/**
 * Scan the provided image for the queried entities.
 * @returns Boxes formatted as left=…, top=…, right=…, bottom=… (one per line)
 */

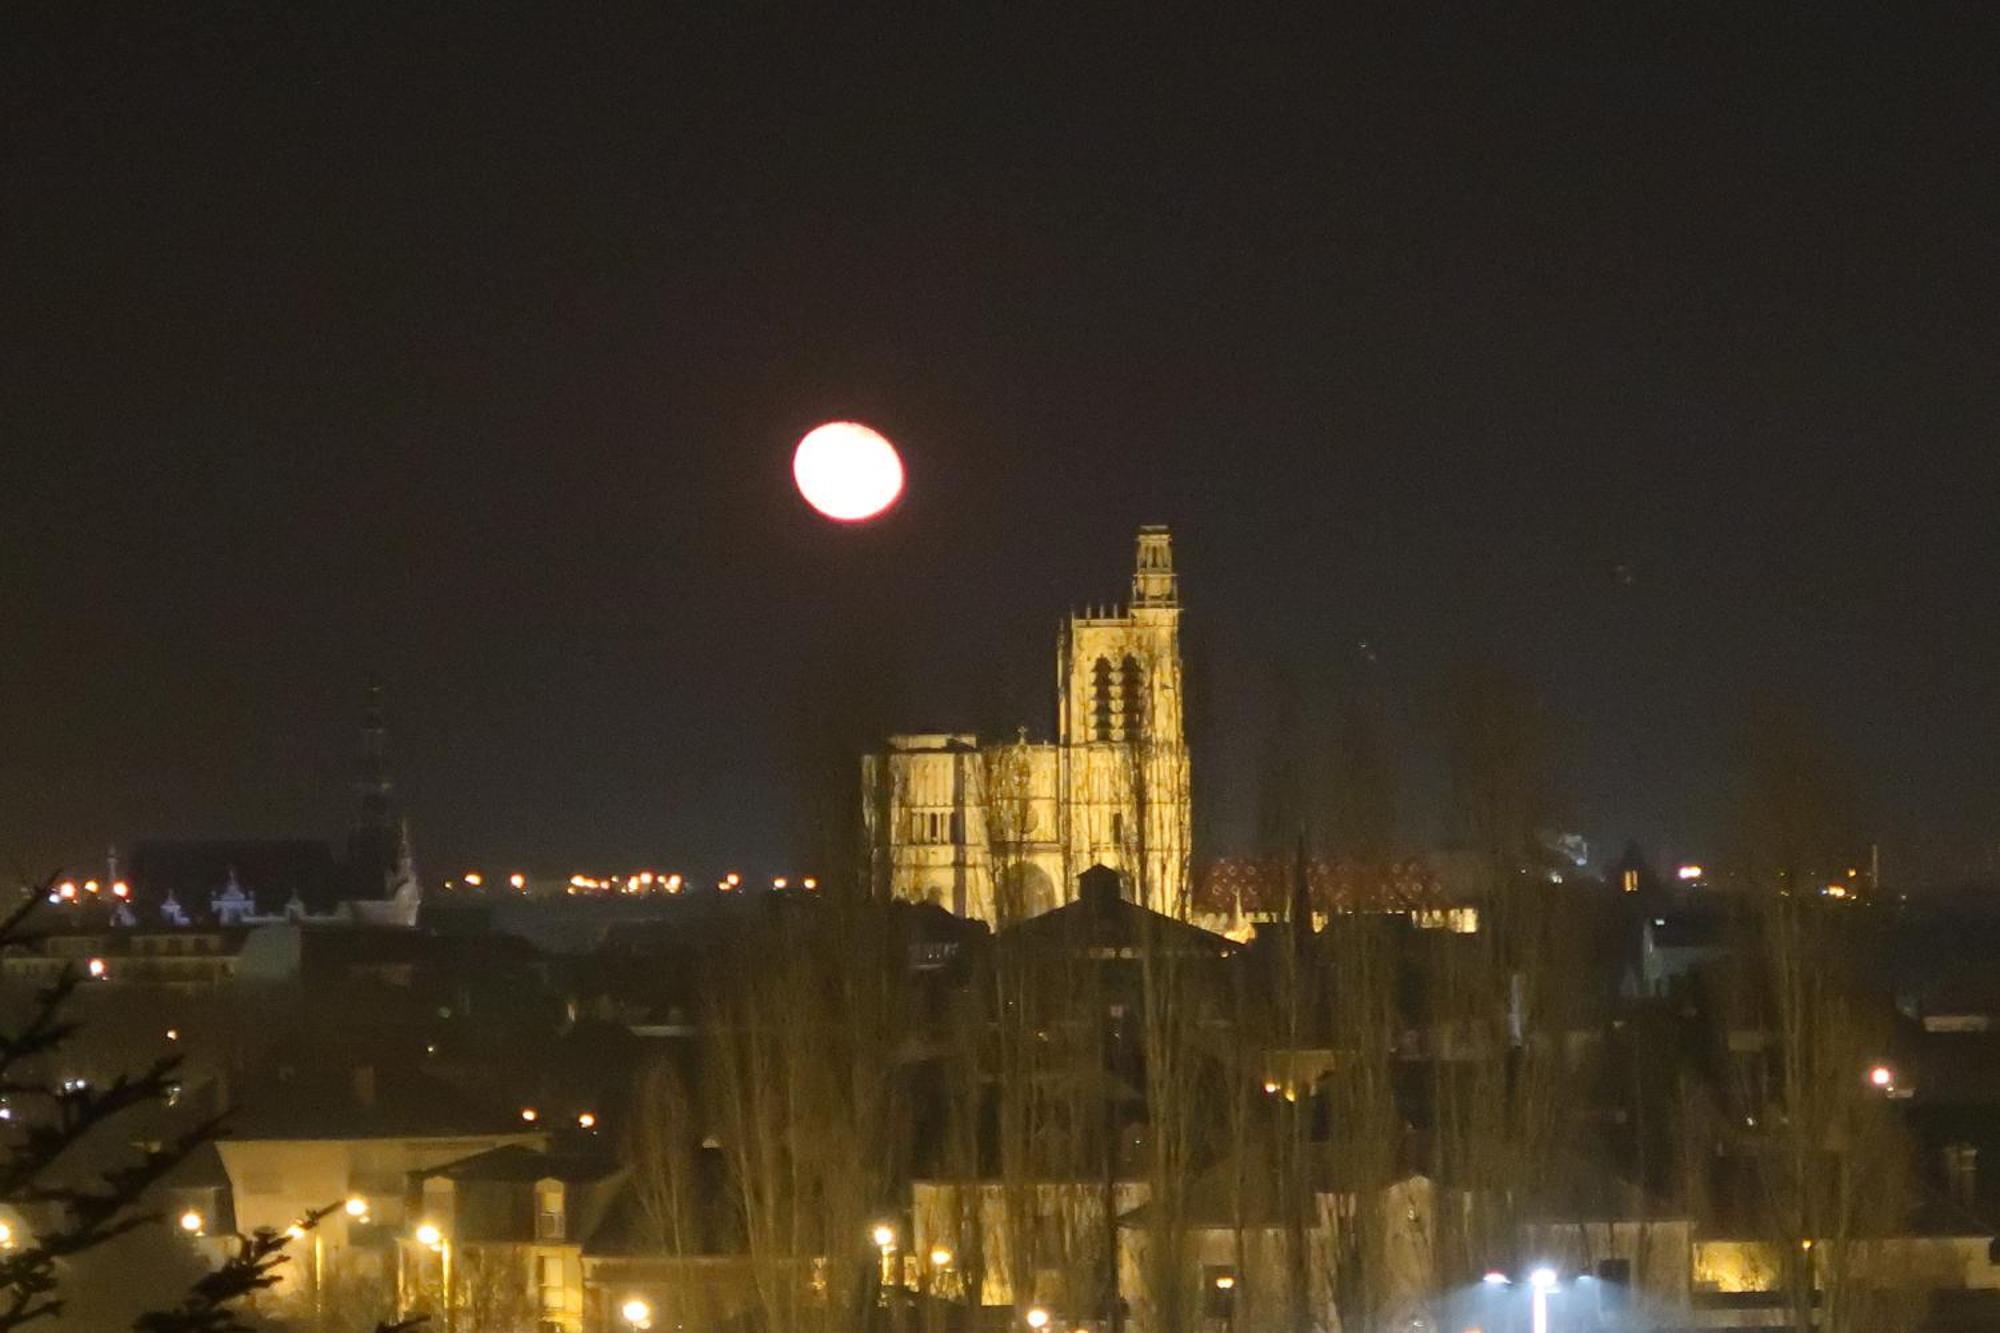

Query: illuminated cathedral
left=862, top=526, right=1192, bottom=924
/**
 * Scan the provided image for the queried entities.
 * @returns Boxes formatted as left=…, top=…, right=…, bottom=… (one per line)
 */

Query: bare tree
left=704, top=895, right=914, bottom=1333
left=1724, top=699, right=1920, bottom=1333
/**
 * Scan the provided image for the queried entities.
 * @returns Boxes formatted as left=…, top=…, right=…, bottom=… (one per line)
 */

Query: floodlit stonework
left=863, top=526, right=1192, bottom=923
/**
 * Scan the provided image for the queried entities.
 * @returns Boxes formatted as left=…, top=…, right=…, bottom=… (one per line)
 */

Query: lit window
left=537, top=1253, right=567, bottom=1311
left=535, top=1182, right=565, bottom=1240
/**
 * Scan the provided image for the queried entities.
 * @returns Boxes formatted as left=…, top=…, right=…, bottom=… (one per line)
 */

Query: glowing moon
left=793, top=421, right=904, bottom=522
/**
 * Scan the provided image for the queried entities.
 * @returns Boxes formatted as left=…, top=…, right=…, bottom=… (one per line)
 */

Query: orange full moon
left=792, top=421, right=904, bottom=522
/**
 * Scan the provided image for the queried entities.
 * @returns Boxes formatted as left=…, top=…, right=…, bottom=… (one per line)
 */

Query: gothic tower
left=1057, top=525, right=1191, bottom=913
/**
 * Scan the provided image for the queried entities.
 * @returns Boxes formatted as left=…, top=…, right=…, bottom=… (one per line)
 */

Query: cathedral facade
left=862, top=526, right=1192, bottom=924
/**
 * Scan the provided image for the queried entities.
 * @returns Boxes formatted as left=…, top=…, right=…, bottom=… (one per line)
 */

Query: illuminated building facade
left=863, top=526, right=1192, bottom=923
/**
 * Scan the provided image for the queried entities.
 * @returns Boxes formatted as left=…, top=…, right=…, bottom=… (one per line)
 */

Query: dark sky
left=4, top=6, right=1995, bottom=885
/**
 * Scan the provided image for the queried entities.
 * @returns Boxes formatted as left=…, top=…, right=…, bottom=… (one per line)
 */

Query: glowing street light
left=621, top=1297, right=653, bottom=1330
left=86, top=957, right=107, bottom=979
left=415, top=1222, right=442, bottom=1249
left=578, top=1111, right=598, bottom=1130
left=0, top=1221, right=13, bottom=1248
left=1024, top=1308, right=1051, bottom=1330
left=872, top=1222, right=896, bottom=1249
left=521, top=1106, right=539, bottom=1123
left=1529, top=1266, right=1558, bottom=1333
left=1482, top=1270, right=1511, bottom=1286
left=179, top=1209, right=204, bottom=1235
left=344, top=1196, right=369, bottom=1220
left=929, top=1245, right=954, bottom=1268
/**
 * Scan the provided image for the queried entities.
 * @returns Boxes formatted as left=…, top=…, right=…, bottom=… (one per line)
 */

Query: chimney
left=352, top=1064, right=377, bottom=1110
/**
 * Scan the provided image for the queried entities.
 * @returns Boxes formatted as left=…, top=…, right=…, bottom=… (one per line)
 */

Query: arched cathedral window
left=1091, top=657, right=1113, bottom=741
left=1120, top=656, right=1145, bottom=741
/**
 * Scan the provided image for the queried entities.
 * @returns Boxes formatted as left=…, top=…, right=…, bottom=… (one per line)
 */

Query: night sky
left=4, top=7, right=1995, bottom=885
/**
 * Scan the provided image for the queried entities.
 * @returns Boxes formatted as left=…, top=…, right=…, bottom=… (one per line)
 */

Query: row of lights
left=518, top=1106, right=599, bottom=1129
left=47, top=879, right=132, bottom=904
left=446, top=870, right=819, bottom=895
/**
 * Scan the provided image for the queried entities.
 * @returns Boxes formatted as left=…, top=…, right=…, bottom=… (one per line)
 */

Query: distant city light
left=1676, top=864, right=1703, bottom=880
left=578, top=1111, right=597, bottom=1130
left=773, top=877, right=788, bottom=889
left=179, top=1209, right=203, bottom=1235
left=86, top=957, right=107, bottom=979
left=521, top=1107, right=538, bottom=1123
left=1869, top=1064, right=1894, bottom=1089
left=0, top=1222, right=12, bottom=1247
left=1482, top=1270, right=1510, bottom=1286
left=463, top=872, right=483, bottom=887
left=286, top=1223, right=307, bottom=1240
left=111, top=881, right=129, bottom=898
left=802, top=876, right=818, bottom=891
left=166, top=1028, right=180, bottom=1041
left=509, top=872, right=526, bottom=890
left=57, top=882, right=76, bottom=900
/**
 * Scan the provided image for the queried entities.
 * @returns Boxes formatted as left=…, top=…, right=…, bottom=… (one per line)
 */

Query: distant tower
left=345, top=681, right=412, bottom=901
left=863, top=525, right=1193, bottom=924
left=1056, top=525, right=1191, bottom=913
left=355, top=682, right=392, bottom=832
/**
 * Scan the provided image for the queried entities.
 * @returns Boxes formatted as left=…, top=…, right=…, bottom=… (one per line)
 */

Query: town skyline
left=5, top=9, right=1996, bottom=886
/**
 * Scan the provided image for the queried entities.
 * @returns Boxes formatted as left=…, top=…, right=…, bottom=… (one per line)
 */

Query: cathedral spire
left=346, top=680, right=410, bottom=901
left=354, top=679, right=392, bottom=831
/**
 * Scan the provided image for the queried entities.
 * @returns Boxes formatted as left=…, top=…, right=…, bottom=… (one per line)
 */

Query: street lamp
left=344, top=1195, right=370, bottom=1222
left=179, top=1209, right=204, bottom=1236
left=621, top=1297, right=653, bottom=1330
left=872, top=1222, right=896, bottom=1250
left=929, top=1245, right=954, bottom=1268
left=1025, top=1309, right=1051, bottom=1330
left=1529, top=1266, right=1558, bottom=1333
left=415, top=1222, right=442, bottom=1249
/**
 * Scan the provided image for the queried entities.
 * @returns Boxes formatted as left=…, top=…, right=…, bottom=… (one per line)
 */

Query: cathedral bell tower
left=1057, top=525, right=1191, bottom=914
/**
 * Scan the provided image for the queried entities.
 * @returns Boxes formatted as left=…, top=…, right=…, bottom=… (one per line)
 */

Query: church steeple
left=346, top=680, right=410, bottom=901
left=354, top=680, right=392, bottom=831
